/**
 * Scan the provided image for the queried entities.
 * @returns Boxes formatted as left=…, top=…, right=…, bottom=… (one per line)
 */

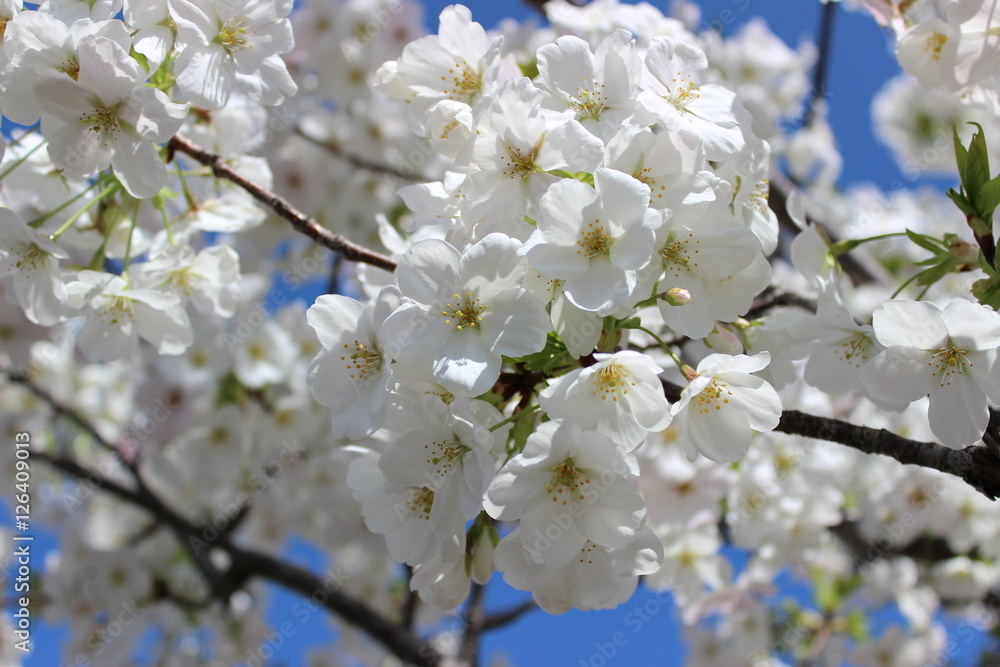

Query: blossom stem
left=158, top=198, right=176, bottom=246
left=831, top=232, right=908, bottom=256
left=0, top=139, right=46, bottom=183
left=39, top=181, right=116, bottom=234
left=87, top=211, right=122, bottom=271
left=635, top=325, right=688, bottom=374
left=890, top=270, right=922, bottom=299
left=489, top=404, right=539, bottom=433
left=6, top=122, right=41, bottom=148
left=121, top=199, right=141, bottom=280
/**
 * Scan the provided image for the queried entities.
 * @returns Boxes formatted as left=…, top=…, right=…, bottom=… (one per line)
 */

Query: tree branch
left=295, top=126, right=424, bottom=183
left=400, top=564, right=420, bottom=630
left=8, top=370, right=443, bottom=667
left=767, top=178, right=879, bottom=286
left=802, top=0, right=837, bottom=127
left=777, top=408, right=1000, bottom=500
left=226, top=546, right=440, bottom=667
left=661, top=379, right=1000, bottom=500
left=167, top=134, right=399, bottom=273
left=458, top=582, right=486, bottom=667
left=481, top=600, right=536, bottom=631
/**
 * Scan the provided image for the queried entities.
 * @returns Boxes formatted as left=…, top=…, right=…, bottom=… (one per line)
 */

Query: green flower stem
left=0, top=138, right=46, bottom=183
left=489, top=404, right=539, bottom=433
left=830, top=232, right=907, bottom=256
left=45, top=182, right=119, bottom=236
left=635, top=325, right=689, bottom=375
left=120, top=199, right=141, bottom=282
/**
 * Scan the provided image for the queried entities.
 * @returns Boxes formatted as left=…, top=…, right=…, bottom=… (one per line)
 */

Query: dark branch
left=36, top=450, right=442, bottom=666
left=5, top=370, right=129, bottom=463
left=777, top=409, right=1000, bottom=500
left=400, top=565, right=420, bottom=630
left=11, top=369, right=443, bottom=667
left=481, top=600, right=537, bottom=631
left=744, top=289, right=818, bottom=321
left=768, top=177, right=879, bottom=286
left=458, top=582, right=486, bottom=667
left=662, top=379, right=1000, bottom=500
left=803, top=0, right=837, bottom=127
left=168, top=134, right=399, bottom=273
left=227, top=546, right=440, bottom=667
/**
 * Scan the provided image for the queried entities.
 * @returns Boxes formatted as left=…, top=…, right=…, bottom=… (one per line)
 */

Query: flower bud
left=659, top=287, right=692, bottom=306
left=471, top=529, right=497, bottom=585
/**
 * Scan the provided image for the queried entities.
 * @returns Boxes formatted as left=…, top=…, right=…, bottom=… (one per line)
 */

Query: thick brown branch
left=662, top=379, right=1000, bottom=499
left=777, top=409, right=1000, bottom=500
left=227, top=547, right=440, bottom=667
left=168, top=134, right=399, bottom=273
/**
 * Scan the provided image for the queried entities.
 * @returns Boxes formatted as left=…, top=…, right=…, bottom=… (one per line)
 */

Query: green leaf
left=972, top=275, right=1000, bottom=310
left=517, top=332, right=572, bottom=373
left=953, top=124, right=968, bottom=180
left=905, top=228, right=946, bottom=253
left=130, top=48, right=150, bottom=73
left=966, top=121, right=990, bottom=194
left=980, top=250, right=1000, bottom=278
left=811, top=571, right=838, bottom=613
left=518, top=60, right=539, bottom=80
left=974, top=173, right=1000, bottom=221
left=914, top=257, right=961, bottom=286
left=547, top=169, right=595, bottom=186
left=948, top=188, right=978, bottom=218
left=845, top=609, right=870, bottom=641
left=616, top=316, right=644, bottom=329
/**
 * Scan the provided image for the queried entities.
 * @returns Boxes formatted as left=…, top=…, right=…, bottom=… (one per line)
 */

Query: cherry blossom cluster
left=1, top=0, right=1000, bottom=664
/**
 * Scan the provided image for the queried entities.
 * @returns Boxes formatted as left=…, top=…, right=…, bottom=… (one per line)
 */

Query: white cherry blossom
left=170, top=0, right=297, bottom=109
left=862, top=299, right=1000, bottom=448
left=307, top=287, right=399, bottom=440
left=0, top=207, right=68, bottom=326
left=64, top=270, right=193, bottom=361
left=34, top=35, right=187, bottom=197
left=381, top=233, right=550, bottom=397
left=521, top=168, right=663, bottom=316
left=671, top=352, right=782, bottom=463
left=538, top=350, right=672, bottom=450
left=484, top=418, right=647, bottom=567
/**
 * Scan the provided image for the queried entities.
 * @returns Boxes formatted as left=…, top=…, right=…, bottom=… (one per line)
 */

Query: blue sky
left=3, top=1, right=980, bottom=666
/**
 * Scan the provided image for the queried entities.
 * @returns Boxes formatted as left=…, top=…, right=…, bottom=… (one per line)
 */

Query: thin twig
left=168, top=134, right=399, bottom=273
left=295, top=126, right=424, bottom=183
left=5, top=370, right=128, bottom=463
left=768, top=177, right=879, bottom=286
left=743, top=289, right=818, bottom=321
left=35, top=450, right=442, bottom=666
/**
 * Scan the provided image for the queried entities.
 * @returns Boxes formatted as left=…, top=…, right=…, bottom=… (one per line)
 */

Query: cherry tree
left=2, top=0, right=1000, bottom=665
